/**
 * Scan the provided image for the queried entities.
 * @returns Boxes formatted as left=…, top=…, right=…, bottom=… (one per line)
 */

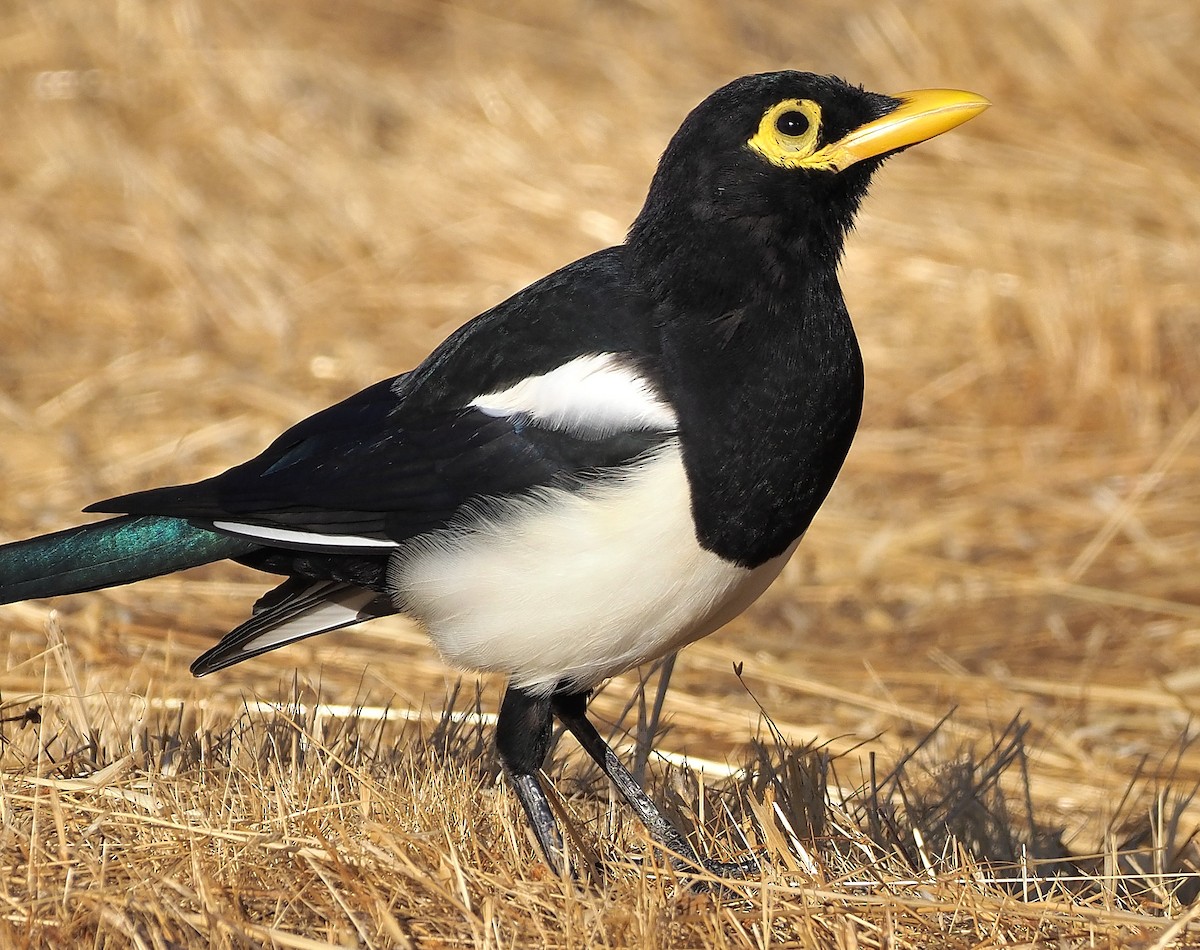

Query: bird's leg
left=552, top=691, right=759, bottom=877
left=495, top=684, right=567, bottom=875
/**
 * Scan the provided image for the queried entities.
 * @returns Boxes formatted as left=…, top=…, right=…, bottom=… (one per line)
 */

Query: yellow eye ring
left=747, top=98, right=825, bottom=169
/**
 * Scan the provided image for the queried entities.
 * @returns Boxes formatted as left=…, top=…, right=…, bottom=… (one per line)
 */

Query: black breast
left=659, top=279, right=864, bottom=568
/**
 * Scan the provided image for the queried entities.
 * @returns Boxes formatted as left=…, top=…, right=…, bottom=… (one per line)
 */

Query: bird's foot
left=664, top=849, right=762, bottom=890
left=700, top=854, right=760, bottom=877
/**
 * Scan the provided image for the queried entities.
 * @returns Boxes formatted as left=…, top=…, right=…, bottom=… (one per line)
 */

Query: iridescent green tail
left=0, top=516, right=258, bottom=604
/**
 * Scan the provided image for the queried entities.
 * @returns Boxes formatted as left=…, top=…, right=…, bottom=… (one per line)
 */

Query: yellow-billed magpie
left=0, top=72, right=987, bottom=876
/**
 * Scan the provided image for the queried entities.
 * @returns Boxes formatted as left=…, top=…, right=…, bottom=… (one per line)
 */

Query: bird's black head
left=636, top=73, right=898, bottom=253
left=628, top=71, right=988, bottom=308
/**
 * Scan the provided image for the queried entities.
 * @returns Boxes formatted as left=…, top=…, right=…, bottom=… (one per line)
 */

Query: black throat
left=627, top=193, right=866, bottom=569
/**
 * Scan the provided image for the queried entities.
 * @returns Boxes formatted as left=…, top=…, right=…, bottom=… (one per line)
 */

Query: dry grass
left=1, top=0, right=1199, bottom=945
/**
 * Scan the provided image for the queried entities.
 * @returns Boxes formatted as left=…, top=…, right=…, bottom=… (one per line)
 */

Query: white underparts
left=470, top=352, right=678, bottom=436
left=388, top=443, right=796, bottom=695
left=215, top=356, right=796, bottom=685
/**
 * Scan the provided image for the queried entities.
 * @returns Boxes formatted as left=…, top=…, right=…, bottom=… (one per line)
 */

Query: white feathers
left=211, top=522, right=399, bottom=550
left=470, top=353, right=677, bottom=436
left=388, top=443, right=795, bottom=695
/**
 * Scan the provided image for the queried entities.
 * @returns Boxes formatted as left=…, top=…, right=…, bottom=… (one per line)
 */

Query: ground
left=1, top=0, right=1199, bottom=946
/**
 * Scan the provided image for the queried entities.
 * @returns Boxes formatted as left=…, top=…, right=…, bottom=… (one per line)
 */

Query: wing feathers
left=89, top=354, right=677, bottom=547
left=211, top=522, right=400, bottom=552
left=190, top=580, right=395, bottom=676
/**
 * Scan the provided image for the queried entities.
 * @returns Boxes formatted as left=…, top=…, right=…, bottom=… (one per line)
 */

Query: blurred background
left=1, top=0, right=1198, bottom=860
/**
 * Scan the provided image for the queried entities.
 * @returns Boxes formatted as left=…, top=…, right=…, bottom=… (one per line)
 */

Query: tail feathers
left=0, top=515, right=259, bottom=605
left=190, top=579, right=396, bottom=676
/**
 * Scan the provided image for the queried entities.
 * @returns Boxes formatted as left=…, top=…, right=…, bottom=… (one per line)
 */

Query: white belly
left=388, top=443, right=796, bottom=695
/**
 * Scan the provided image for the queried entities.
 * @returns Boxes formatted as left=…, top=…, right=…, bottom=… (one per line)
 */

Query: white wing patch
left=470, top=353, right=677, bottom=437
left=211, top=522, right=400, bottom=550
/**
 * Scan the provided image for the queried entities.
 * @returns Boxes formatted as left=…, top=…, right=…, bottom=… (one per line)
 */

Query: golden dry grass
left=1, top=0, right=1199, bottom=945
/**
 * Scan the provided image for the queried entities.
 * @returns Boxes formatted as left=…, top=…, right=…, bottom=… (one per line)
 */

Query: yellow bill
left=813, top=88, right=991, bottom=172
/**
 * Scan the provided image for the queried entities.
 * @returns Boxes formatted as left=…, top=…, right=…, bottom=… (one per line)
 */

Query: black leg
left=553, top=691, right=759, bottom=877
left=495, top=685, right=566, bottom=874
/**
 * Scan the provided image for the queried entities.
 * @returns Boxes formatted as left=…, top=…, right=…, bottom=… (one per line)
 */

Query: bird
left=0, top=72, right=988, bottom=877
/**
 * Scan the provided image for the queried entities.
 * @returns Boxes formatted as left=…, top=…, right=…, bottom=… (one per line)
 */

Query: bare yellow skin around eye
left=746, top=99, right=832, bottom=170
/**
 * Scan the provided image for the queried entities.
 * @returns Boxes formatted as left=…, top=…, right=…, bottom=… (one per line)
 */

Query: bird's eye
left=747, top=98, right=824, bottom=169
left=776, top=111, right=810, bottom=137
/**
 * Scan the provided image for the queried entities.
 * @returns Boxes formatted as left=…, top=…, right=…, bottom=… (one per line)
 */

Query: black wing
left=88, top=374, right=672, bottom=546
left=188, top=578, right=397, bottom=676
